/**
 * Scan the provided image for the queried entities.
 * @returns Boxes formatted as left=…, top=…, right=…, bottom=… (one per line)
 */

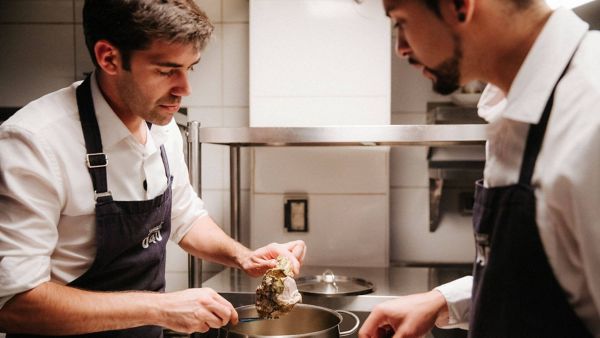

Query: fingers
left=211, top=292, right=239, bottom=325
left=193, top=289, right=238, bottom=330
left=243, top=240, right=307, bottom=276
left=280, top=240, right=306, bottom=275
left=204, top=302, right=233, bottom=328
left=162, top=288, right=237, bottom=333
left=290, top=240, right=307, bottom=263
left=359, top=309, right=386, bottom=338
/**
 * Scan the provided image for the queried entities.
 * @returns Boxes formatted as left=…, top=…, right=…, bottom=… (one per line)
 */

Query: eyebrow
left=384, top=5, right=394, bottom=17
left=154, top=58, right=201, bottom=68
left=384, top=0, right=401, bottom=17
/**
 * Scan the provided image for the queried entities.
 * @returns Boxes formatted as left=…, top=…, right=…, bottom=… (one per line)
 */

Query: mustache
left=158, top=96, right=181, bottom=105
left=408, top=57, right=420, bottom=66
left=408, top=57, right=438, bottom=78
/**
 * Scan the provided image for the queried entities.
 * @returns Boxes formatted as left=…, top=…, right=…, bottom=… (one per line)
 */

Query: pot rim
left=227, top=304, right=343, bottom=337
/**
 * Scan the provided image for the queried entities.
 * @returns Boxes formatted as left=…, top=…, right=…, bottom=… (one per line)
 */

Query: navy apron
left=469, top=44, right=592, bottom=336
left=8, top=76, right=172, bottom=337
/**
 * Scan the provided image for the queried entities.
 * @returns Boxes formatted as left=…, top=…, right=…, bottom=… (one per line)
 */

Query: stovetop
left=202, top=265, right=471, bottom=312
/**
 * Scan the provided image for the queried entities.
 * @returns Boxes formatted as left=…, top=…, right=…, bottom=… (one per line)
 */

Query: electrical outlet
left=284, top=195, right=308, bottom=232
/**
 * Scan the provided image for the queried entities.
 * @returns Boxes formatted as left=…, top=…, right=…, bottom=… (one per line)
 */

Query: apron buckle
left=94, top=190, right=112, bottom=201
left=87, top=153, right=108, bottom=168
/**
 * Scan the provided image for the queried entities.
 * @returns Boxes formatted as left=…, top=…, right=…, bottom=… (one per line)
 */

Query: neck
left=466, top=2, right=553, bottom=95
left=95, top=71, right=147, bottom=144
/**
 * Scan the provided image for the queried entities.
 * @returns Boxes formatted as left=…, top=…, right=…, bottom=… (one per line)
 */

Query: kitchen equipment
left=219, top=304, right=359, bottom=338
left=426, top=104, right=486, bottom=232
left=295, top=269, right=374, bottom=296
left=451, top=93, right=481, bottom=107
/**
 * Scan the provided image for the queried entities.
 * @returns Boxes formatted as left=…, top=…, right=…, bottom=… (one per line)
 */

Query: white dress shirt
left=435, top=8, right=600, bottom=334
left=0, top=73, right=208, bottom=308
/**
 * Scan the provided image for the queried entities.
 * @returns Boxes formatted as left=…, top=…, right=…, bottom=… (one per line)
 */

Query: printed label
left=142, top=222, right=163, bottom=249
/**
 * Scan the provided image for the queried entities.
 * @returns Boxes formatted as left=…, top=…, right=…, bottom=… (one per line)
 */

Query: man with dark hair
left=0, top=1, right=306, bottom=336
left=360, top=0, right=599, bottom=337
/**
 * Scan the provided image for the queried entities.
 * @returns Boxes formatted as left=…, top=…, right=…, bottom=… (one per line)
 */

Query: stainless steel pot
left=218, top=304, right=360, bottom=338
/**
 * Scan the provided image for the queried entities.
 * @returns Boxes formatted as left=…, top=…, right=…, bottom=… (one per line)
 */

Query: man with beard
left=359, top=0, right=599, bottom=337
left=0, top=1, right=306, bottom=337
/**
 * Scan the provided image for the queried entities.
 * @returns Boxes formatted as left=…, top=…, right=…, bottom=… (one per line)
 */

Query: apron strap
left=518, top=44, right=581, bottom=185
left=77, top=77, right=172, bottom=202
left=159, top=145, right=171, bottom=178
left=76, top=75, right=111, bottom=202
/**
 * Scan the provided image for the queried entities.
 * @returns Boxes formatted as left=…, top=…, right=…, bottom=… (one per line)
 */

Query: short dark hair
left=83, top=0, right=214, bottom=70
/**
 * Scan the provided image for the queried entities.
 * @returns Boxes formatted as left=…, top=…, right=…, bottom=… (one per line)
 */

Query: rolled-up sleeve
left=434, top=275, right=473, bottom=330
left=0, top=126, right=62, bottom=308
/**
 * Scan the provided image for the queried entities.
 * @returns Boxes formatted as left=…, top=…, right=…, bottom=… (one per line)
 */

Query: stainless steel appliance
left=426, top=104, right=486, bottom=232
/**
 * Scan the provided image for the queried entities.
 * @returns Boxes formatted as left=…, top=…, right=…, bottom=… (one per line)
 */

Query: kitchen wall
left=248, top=0, right=392, bottom=268
left=0, top=0, right=475, bottom=296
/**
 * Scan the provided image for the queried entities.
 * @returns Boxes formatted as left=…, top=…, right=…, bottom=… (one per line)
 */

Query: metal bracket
left=429, top=177, right=443, bottom=232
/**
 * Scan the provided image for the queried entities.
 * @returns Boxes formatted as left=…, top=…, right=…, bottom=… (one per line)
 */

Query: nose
left=395, top=31, right=411, bottom=59
left=171, top=71, right=192, bottom=97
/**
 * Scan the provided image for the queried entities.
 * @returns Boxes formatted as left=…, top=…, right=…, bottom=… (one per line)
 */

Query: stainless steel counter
left=203, top=265, right=471, bottom=312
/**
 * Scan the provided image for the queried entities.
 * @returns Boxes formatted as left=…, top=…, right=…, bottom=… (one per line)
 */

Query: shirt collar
left=478, top=8, right=589, bottom=124
left=89, top=72, right=170, bottom=150
left=90, top=72, right=134, bottom=150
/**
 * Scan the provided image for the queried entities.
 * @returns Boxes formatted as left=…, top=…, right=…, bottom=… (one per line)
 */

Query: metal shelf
left=197, top=125, right=487, bottom=147
left=186, top=123, right=488, bottom=289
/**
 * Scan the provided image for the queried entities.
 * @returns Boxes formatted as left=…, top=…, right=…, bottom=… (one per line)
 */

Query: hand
left=240, top=240, right=306, bottom=277
left=358, top=290, right=448, bottom=338
left=158, top=288, right=238, bottom=334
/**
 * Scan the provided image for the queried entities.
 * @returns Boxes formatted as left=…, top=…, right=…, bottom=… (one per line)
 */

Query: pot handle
left=336, top=310, right=360, bottom=336
left=217, top=328, right=229, bottom=338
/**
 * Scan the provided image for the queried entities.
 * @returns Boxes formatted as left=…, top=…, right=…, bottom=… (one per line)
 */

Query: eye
left=157, top=69, right=176, bottom=77
left=188, top=65, right=195, bottom=72
left=393, top=19, right=406, bottom=29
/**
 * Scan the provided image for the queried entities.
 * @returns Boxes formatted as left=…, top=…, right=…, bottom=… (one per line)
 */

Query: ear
left=94, top=40, right=122, bottom=75
left=441, top=0, right=475, bottom=25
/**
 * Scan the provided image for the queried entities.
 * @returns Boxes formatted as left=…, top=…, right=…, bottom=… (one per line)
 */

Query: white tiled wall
left=0, top=0, right=73, bottom=23
left=249, top=0, right=391, bottom=267
left=251, top=146, right=390, bottom=266
left=249, top=0, right=391, bottom=127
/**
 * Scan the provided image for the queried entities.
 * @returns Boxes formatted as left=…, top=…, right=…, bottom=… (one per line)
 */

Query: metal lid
left=295, top=270, right=374, bottom=296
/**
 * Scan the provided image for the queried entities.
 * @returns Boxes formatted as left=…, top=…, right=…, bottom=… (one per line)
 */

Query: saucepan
left=218, top=304, right=360, bottom=338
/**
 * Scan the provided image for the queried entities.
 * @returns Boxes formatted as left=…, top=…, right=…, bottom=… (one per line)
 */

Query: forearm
left=179, top=215, right=251, bottom=269
left=0, top=281, right=163, bottom=335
